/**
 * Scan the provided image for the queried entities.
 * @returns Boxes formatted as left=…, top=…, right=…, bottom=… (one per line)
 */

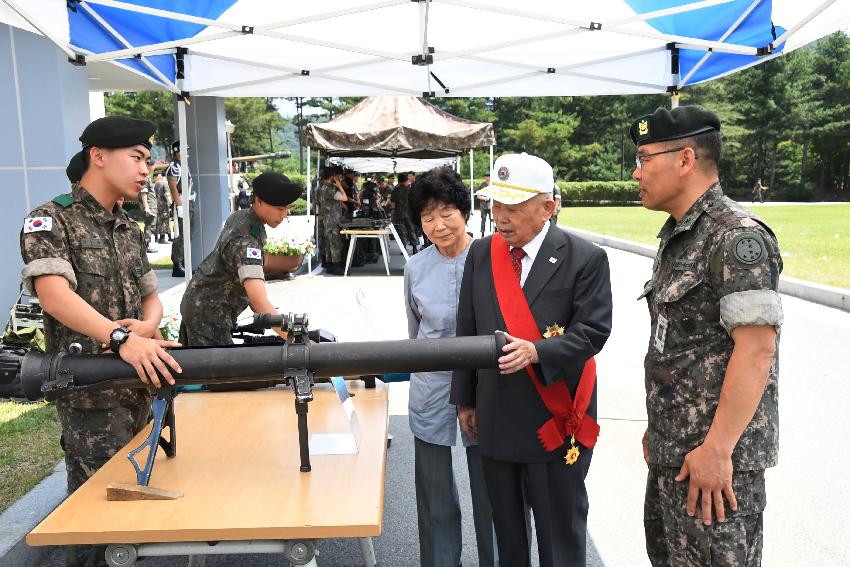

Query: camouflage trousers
left=55, top=396, right=151, bottom=567
left=320, top=221, right=347, bottom=263
left=644, top=465, right=766, bottom=567
left=143, top=211, right=157, bottom=244
left=156, top=202, right=171, bottom=238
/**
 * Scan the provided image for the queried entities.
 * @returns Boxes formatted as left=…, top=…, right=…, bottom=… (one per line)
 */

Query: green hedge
left=556, top=181, right=639, bottom=204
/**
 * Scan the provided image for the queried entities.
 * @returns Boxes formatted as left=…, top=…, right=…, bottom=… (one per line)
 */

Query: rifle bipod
left=127, top=387, right=177, bottom=486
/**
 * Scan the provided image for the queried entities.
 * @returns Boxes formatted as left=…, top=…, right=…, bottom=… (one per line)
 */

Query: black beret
left=79, top=116, right=156, bottom=150
left=629, top=105, right=720, bottom=146
left=66, top=151, right=86, bottom=183
left=171, top=140, right=190, bottom=154
left=252, top=172, right=302, bottom=206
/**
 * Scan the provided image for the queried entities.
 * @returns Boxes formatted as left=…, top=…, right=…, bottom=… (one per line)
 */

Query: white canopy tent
left=1, top=0, right=847, bottom=278
left=1, top=1, right=847, bottom=98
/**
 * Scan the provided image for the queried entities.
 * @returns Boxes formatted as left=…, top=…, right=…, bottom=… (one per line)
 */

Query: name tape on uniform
left=246, top=247, right=262, bottom=259
left=24, top=217, right=53, bottom=233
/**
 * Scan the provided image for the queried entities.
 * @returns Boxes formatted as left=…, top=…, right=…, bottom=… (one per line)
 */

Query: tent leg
left=306, top=146, right=311, bottom=275
left=178, top=98, right=192, bottom=283
left=469, top=148, right=474, bottom=213
left=489, top=145, right=494, bottom=173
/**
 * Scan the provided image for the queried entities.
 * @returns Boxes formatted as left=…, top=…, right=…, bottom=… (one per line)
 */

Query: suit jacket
left=450, top=226, right=613, bottom=463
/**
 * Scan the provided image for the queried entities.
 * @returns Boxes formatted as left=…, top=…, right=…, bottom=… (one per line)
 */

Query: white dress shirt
left=510, top=221, right=552, bottom=287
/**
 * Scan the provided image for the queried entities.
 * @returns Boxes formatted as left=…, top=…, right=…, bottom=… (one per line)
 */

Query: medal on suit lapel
left=564, top=435, right=580, bottom=465
left=543, top=323, right=565, bottom=338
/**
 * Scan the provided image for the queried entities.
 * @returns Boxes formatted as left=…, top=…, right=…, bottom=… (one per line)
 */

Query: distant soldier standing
left=154, top=172, right=171, bottom=243
left=317, top=166, right=349, bottom=275
left=752, top=178, right=766, bottom=203
left=140, top=162, right=158, bottom=253
left=631, top=106, right=783, bottom=567
left=179, top=172, right=301, bottom=346
left=20, top=116, right=182, bottom=567
left=167, top=140, right=195, bottom=277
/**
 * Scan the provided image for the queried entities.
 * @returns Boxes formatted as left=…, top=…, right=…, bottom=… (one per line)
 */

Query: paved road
left=39, top=237, right=850, bottom=566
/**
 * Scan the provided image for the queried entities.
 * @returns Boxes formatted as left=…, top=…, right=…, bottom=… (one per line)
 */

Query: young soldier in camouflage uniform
left=20, top=116, right=182, bottom=567
left=631, top=106, right=783, bottom=567
left=179, top=172, right=301, bottom=346
left=317, top=167, right=349, bottom=275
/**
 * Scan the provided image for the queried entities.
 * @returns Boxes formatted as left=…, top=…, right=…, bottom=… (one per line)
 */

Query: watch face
left=111, top=329, right=126, bottom=341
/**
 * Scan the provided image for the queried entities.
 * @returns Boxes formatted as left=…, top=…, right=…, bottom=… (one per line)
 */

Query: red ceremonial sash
left=490, top=233, right=600, bottom=452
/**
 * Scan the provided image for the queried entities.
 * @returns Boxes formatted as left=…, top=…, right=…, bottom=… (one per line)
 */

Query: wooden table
left=28, top=382, right=389, bottom=566
left=340, top=223, right=409, bottom=277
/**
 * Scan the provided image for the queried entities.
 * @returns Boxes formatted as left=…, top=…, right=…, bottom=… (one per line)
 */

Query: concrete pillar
left=176, top=96, right=230, bottom=269
left=0, top=24, right=90, bottom=312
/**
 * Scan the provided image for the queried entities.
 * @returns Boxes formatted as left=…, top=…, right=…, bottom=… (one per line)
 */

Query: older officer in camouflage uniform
left=179, top=172, right=301, bottom=345
left=631, top=106, right=782, bottom=567
left=20, top=116, right=182, bottom=566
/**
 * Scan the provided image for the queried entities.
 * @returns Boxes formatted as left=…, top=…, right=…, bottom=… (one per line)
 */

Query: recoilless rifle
left=20, top=313, right=504, bottom=486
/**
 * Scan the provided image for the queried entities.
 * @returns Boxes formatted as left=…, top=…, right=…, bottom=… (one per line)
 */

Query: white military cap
left=475, top=153, right=555, bottom=205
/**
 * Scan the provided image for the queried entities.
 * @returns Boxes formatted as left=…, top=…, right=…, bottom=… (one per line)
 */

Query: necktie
left=510, top=247, right=526, bottom=282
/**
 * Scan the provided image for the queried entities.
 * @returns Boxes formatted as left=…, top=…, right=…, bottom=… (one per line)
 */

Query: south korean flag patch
left=23, top=217, right=53, bottom=233
left=246, top=247, right=262, bottom=260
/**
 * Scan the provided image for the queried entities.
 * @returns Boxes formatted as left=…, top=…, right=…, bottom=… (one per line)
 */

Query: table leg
left=344, top=235, right=357, bottom=276
left=359, top=537, right=377, bottom=567
left=378, top=235, right=390, bottom=276
left=387, top=223, right=409, bottom=261
left=187, top=556, right=207, bottom=567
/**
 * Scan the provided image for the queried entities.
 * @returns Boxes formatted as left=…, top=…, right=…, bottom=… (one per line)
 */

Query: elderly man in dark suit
left=451, top=153, right=612, bottom=567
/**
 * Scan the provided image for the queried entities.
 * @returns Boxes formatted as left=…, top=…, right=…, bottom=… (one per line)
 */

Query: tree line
left=105, top=31, right=849, bottom=200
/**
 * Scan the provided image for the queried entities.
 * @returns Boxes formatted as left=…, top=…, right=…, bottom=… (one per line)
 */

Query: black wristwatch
left=109, top=326, right=131, bottom=352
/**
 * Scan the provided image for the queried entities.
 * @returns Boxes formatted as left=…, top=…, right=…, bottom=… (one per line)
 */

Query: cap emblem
left=497, top=166, right=510, bottom=181
left=638, top=120, right=649, bottom=137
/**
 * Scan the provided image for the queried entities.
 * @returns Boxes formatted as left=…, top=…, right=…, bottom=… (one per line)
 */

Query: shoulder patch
left=250, top=224, right=261, bottom=238
left=731, top=232, right=765, bottom=265
left=23, top=216, right=53, bottom=233
left=52, top=193, right=75, bottom=208
left=246, top=247, right=262, bottom=260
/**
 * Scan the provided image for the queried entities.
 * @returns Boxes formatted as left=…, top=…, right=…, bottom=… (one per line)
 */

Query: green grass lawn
left=558, top=203, right=850, bottom=289
left=0, top=401, right=62, bottom=512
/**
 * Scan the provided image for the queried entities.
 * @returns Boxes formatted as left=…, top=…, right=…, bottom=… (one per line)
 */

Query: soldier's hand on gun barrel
left=117, top=334, right=182, bottom=388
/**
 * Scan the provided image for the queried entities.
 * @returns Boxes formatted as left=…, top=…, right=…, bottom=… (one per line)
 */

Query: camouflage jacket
left=641, top=183, right=783, bottom=470
left=180, top=208, right=266, bottom=328
left=20, top=186, right=157, bottom=409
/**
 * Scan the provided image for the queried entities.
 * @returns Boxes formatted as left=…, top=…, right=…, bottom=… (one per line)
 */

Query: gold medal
left=564, top=435, right=580, bottom=465
left=543, top=323, right=565, bottom=338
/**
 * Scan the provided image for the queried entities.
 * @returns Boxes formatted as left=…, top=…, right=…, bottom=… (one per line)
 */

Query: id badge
left=654, top=314, right=668, bottom=354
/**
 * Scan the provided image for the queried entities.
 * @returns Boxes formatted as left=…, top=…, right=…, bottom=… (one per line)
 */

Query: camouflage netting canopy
left=303, top=97, right=496, bottom=158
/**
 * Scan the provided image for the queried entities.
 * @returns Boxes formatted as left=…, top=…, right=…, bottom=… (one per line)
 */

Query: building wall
left=0, top=24, right=90, bottom=313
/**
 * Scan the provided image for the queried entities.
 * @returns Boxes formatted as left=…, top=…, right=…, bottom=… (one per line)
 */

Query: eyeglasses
left=634, top=147, right=696, bottom=169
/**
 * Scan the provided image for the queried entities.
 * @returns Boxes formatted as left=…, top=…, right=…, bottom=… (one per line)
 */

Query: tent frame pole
left=678, top=0, right=763, bottom=89
left=773, top=0, right=838, bottom=49
left=306, top=146, right=312, bottom=275
left=1, top=0, right=78, bottom=59
left=75, top=1, right=180, bottom=92
left=178, top=98, right=192, bottom=283
left=469, top=149, right=474, bottom=212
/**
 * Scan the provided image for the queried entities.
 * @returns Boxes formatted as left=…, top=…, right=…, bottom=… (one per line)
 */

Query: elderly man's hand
left=498, top=332, right=539, bottom=374
left=458, top=406, right=478, bottom=440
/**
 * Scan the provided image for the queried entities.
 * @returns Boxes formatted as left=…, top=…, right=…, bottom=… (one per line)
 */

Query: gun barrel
left=21, top=334, right=506, bottom=401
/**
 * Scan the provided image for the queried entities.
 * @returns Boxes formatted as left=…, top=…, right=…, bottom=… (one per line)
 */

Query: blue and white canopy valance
left=0, top=0, right=846, bottom=96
